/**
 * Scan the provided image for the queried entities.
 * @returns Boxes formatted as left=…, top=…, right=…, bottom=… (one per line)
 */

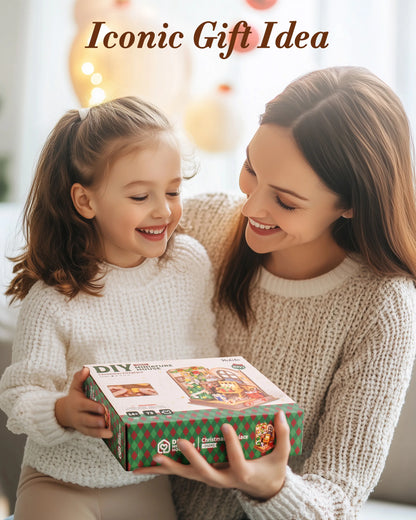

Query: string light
left=91, top=73, right=103, bottom=85
left=89, top=87, right=106, bottom=106
left=69, top=3, right=190, bottom=113
left=81, top=62, right=94, bottom=75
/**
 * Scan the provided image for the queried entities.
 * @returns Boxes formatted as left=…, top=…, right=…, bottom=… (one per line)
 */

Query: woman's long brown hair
left=218, top=66, right=416, bottom=326
left=7, top=96, right=173, bottom=301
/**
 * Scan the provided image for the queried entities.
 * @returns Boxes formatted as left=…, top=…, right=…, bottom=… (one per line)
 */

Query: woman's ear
left=342, top=208, right=353, bottom=219
left=71, top=183, right=96, bottom=219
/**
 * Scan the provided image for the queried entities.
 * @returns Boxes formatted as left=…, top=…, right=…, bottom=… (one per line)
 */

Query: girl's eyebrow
left=124, top=177, right=182, bottom=189
left=246, top=146, right=309, bottom=202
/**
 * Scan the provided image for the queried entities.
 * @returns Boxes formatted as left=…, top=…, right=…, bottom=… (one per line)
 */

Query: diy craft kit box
left=84, top=356, right=303, bottom=470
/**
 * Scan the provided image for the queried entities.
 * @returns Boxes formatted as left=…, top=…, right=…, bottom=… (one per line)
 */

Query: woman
left=136, top=66, right=416, bottom=519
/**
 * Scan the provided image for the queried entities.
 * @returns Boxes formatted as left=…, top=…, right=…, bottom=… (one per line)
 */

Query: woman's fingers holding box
left=133, top=411, right=290, bottom=501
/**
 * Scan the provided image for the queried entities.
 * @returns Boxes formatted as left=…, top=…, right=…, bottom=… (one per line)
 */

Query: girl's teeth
left=249, top=218, right=278, bottom=230
left=139, top=228, right=165, bottom=235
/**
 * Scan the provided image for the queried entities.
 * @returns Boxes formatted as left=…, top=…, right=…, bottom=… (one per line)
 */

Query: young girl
left=136, top=67, right=416, bottom=519
left=0, top=96, right=218, bottom=520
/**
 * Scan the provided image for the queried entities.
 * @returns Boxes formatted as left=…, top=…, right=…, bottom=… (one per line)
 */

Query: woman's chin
left=245, top=235, right=271, bottom=255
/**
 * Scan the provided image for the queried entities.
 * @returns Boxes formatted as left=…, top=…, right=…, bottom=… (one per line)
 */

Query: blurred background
left=0, top=0, right=415, bottom=203
left=1, top=1, right=416, bottom=518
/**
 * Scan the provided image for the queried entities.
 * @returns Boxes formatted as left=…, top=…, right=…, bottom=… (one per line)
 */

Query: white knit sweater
left=0, top=233, right=218, bottom=488
left=171, top=193, right=416, bottom=520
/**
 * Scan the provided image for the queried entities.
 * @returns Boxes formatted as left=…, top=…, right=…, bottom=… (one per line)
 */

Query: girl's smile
left=136, top=225, right=168, bottom=241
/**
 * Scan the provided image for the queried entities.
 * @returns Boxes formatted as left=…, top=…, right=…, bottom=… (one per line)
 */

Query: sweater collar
left=100, top=257, right=160, bottom=284
left=258, top=255, right=362, bottom=297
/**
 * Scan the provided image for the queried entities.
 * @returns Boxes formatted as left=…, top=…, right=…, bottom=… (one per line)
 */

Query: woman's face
left=239, top=125, right=351, bottom=273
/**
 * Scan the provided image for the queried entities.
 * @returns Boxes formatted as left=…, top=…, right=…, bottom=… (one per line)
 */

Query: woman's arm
left=177, top=236, right=219, bottom=358
left=182, top=192, right=243, bottom=272
left=234, top=281, right=416, bottom=519
left=137, top=279, right=416, bottom=519
left=238, top=281, right=416, bottom=519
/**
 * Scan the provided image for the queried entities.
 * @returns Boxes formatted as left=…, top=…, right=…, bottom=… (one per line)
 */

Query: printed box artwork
left=84, top=356, right=304, bottom=470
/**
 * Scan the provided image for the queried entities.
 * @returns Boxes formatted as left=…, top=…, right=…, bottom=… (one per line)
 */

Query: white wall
left=0, top=0, right=30, bottom=201
left=0, top=0, right=415, bottom=203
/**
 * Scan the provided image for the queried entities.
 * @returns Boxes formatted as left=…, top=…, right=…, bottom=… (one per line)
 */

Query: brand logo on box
left=158, top=439, right=171, bottom=454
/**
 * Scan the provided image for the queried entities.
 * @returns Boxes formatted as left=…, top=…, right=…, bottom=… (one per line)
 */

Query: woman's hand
left=55, top=367, right=113, bottom=439
left=134, top=410, right=290, bottom=501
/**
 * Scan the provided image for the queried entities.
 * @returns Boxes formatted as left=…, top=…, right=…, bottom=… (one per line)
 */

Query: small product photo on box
left=84, top=356, right=304, bottom=470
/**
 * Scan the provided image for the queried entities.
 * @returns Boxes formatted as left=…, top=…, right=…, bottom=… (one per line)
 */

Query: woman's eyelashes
left=244, top=160, right=296, bottom=211
left=276, top=195, right=296, bottom=211
left=244, top=160, right=256, bottom=176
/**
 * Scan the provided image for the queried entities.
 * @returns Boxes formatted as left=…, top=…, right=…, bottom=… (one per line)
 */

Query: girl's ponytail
left=7, top=112, right=102, bottom=301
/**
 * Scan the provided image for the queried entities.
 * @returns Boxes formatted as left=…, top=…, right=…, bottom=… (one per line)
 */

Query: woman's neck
left=264, top=241, right=347, bottom=280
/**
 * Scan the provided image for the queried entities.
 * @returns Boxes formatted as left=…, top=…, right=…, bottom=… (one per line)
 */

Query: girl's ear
left=71, top=183, right=96, bottom=219
left=342, top=208, right=353, bottom=219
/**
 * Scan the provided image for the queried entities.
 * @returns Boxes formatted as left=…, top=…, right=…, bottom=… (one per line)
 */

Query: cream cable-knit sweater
left=171, top=193, right=416, bottom=520
left=0, top=234, right=218, bottom=488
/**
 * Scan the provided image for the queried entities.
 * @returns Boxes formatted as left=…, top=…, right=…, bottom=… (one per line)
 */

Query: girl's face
left=85, top=132, right=182, bottom=268
left=239, top=125, right=351, bottom=277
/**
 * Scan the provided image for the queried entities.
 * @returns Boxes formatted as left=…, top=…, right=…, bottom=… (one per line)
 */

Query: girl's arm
left=0, top=283, right=109, bottom=446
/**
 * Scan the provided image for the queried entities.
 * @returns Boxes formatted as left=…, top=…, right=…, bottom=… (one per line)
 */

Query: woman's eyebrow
left=246, top=146, right=309, bottom=202
left=269, top=184, right=309, bottom=201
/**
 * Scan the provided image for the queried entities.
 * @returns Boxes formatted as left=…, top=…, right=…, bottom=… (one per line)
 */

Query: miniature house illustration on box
left=167, top=365, right=278, bottom=410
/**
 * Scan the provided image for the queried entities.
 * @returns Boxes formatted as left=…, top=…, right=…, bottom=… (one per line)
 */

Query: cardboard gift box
left=84, top=356, right=303, bottom=470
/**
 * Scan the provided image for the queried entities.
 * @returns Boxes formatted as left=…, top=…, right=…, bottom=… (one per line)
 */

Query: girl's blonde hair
left=7, top=96, right=175, bottom=301
left=218, top=66, right=416, bottom=325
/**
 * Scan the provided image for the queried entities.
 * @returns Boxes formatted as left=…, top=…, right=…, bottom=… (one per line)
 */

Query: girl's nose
left=152, top=197, right=172, bottom=219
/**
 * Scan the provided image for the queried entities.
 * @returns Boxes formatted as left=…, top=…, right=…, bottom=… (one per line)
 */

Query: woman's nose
left=241, top=189, right=268, bottom=219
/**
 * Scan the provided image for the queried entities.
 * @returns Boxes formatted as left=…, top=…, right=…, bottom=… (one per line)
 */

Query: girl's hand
left=134, top=410, right=290, bottom=500
left=55, top=367, right=113, bottom=439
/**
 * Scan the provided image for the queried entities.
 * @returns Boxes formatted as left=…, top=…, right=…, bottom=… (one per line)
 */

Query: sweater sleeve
left=173, top=234, right=219, bottom=359
left=235, top=280, right=416, bottom=519
left=0, top=283, right=76, bottom=446
left=182, top=193, right=244, bottom=273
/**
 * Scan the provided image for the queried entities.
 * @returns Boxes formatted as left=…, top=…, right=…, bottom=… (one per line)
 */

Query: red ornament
left=245, top=0, right=278, bottom=9
left=229, top=22, right=260, bottom=53
left=218, top=84, right=232, bottom=93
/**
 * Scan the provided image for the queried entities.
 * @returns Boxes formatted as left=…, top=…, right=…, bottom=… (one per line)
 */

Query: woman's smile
left=248, top=217, right=281, bottom=235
